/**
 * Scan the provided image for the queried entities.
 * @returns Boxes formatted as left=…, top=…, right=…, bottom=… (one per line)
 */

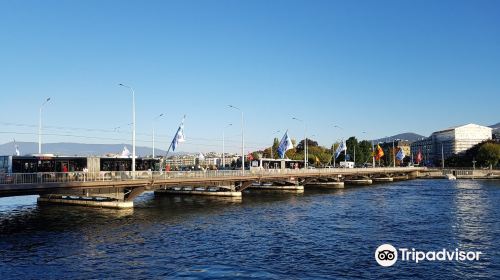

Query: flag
left=13, top=139, right=20, bottom=156
left=247, top=152, right=254, bottom=161
left=396, top=147, right=405, bottom=161
left=375, top=144, right=384, bottom=160
left=171, top=116, right=186, bottom=151
left=277, top=131, right=293, bottom=159
left=121, top=146, right=131, bottom=157
left=198, top=152, right=205, bottom=160
left=416, top=149, right=423, bottom=164
left=335, top=140, right=346, bottom=159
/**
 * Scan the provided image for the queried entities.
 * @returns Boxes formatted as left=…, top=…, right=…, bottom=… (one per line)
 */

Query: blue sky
left=0, top=0, right=499, bottom=153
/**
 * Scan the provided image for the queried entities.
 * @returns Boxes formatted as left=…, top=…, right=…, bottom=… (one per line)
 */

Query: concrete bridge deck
left=0, top=167, right=424, bottom=208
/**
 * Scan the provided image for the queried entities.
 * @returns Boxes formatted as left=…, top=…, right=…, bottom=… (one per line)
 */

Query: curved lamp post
left=228, top=105, right=244, bottom=171
left=152, top=113, right=164, bottom=158
left=293, top=117, right=307, bottom=168
left=119, top=83, right=136, bottom=173
left=38, top=97, right=51, bottom=154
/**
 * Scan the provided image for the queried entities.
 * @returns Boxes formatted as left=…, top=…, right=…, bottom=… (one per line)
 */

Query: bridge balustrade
left=0, top=167, right=422, bottom=185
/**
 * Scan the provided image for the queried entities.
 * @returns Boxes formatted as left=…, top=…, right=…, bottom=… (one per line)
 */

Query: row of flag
left=373, top=144, right=406, bottom=161
left=146, top=122, right=426, bottom=164
left=9, top=114, right=425, bottom=165
left=373, top=144, right=424, bottom=164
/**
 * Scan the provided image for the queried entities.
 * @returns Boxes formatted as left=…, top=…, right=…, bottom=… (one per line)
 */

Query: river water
left=0, top=179, right=499, bottom=279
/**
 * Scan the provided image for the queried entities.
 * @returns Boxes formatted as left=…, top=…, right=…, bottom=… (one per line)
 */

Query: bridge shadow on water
left=0, top=185, right=369, bottom=236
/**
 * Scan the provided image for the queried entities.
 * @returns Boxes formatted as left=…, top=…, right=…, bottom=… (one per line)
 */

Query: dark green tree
left=357, top=140, right=373, bottom=165
left=346, top=137, right=358, bottom=163
left=271, top=137, right=279, bottom=159
left=477, top=142, right=500, bottom=168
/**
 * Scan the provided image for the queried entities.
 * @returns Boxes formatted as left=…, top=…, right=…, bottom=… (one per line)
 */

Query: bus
left=0, top=155, right=161, bottom=174
left=250, top=158, right=304, bottom=171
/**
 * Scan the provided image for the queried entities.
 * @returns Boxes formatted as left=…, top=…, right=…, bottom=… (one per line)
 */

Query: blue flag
left=335, top=140, right=346, bottom=159
left=277, top=131, right=293, bottom=159
left=396, top=148, right=405, bottom=161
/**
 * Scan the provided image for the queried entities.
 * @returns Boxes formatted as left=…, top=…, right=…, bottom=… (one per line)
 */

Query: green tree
left=477, top=142, right=500, bottom=168
left=296, top=139, right=319, bottom=152
left=271, top=137, right=279, bottom=159
left=345, top=137, right=357, bottom=162
left=358, top=140, right=373, bottom=165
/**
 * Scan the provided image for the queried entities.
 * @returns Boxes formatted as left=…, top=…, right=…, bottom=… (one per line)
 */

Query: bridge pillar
left=154, top=184, right=242, bottom=197
left=407, top=171, right=419, bottom=179
left=36, top=186, right=145, bottom=209
left=37, top=195, right=133, bottom=209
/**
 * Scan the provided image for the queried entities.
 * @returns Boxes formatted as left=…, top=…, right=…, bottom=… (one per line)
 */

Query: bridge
left=0, top=167, right=425, bottom=208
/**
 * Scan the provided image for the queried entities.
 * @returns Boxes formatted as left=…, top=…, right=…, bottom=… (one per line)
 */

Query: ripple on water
left=0, top=180, right=499, bottom=279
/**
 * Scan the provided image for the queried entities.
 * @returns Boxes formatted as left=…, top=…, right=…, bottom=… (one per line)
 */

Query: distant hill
left=489, top=122, right=500, bottom=130
left=372, top=132, right=425, bottom=143
left=0, top=142, right=169, bottom=157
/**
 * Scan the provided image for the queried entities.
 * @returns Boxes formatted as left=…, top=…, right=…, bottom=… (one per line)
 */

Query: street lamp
left=362, top=131, right=375, bottom=167
left=119, top=83, right=136, bottom=173
left=393, top=138, right=396, bottom=168
left=293, top=117, right=307, bottom=168
left=38, top=97, right=51, bottom=154
left=222, top=123, right=232, bottom=168
left=229, top=105, right=244, bottom=172
left=152, top=113, right=164, bottom=158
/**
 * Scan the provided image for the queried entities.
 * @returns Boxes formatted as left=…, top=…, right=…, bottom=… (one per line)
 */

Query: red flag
left=374, top=144, right=384, bottom=160
left=416, top=149, right=423, bottom=164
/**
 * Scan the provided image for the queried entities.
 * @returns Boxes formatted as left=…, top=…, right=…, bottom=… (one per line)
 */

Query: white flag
left=335, top=140, right=347, bottom=159
left=14, top=139, right=20, bottom=156
left=121, top=146, right=131, bottom=157
left=172, top=116, right=186, bottom=151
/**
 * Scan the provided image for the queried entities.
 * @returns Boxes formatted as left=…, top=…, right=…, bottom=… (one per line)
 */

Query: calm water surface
left=0, top=179, right=499, bottom=279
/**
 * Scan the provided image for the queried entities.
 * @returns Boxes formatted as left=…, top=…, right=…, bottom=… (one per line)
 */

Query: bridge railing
left=0, top=167, right=423, bottom=185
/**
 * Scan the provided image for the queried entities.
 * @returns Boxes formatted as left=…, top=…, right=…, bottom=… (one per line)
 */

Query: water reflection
left=0, top=180, right=498, bottom=279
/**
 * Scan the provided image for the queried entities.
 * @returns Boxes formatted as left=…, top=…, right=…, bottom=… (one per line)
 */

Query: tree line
left=250, top=137, right=500, bottom=168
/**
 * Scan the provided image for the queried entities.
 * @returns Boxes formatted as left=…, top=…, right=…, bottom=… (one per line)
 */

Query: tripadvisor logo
left=375, top=244, right=398, bottom=267
left=375, top=244, right=483, bottom=267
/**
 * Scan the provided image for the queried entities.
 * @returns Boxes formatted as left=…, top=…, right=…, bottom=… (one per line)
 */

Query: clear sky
left=0, top=0, right=498, bottom=153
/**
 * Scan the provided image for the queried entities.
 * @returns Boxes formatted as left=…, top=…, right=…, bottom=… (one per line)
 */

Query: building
left=410, top=123, right=492, bottom=165
left=410, top=137, right=433, bottom=164
left=493, top=130, right=500, bottom=142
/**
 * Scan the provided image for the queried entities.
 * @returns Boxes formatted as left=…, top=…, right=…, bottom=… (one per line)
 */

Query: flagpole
left=344, top=140, right=347, bottom=166
left=152, top=113, right=164, bottom=158
left=441, top=143, right=445, bottom=169
left=222, top=123, right=232, bottom=169
left=392, top=139, right=396, bottom=168
left=354, top=145, right=356, bottom=166
left=372, top=141, right=375, bottom=168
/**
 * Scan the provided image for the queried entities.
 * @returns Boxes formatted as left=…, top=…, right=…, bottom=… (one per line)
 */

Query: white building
left=411, top=123, right=492, bottom=164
